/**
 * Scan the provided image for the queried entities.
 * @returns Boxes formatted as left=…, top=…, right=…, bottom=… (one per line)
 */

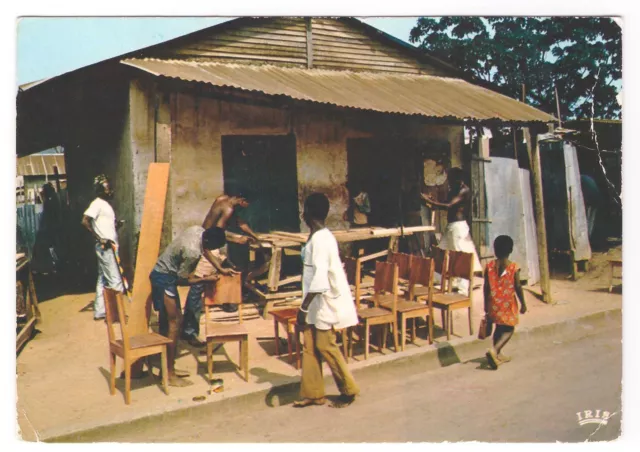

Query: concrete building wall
left=165, top=89, right=463, bottom=237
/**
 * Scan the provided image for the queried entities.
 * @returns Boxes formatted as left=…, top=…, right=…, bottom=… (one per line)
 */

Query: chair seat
left=379, top=298, right=427, bottom=312
left=205, top=322, right=249, bottom=338
left=271, top=308, right=298, bottom=323
left=432, top=292, right=470, bottom=306
left=411, top=286, right=430, bottom=298
left=114, top=333, right=172, bottom=350
left=358, top=306, right=394, bottom=320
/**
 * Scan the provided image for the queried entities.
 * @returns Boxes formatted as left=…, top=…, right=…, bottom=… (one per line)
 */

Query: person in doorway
left=81, top=175, right=125, bottom=321
left=150, top=226, right=238, bottom=386
left=181, top=193, right=262, bottom=347
left=483, top=235, right=527, bottom=369
left=343, top=181, right=371, bottom=258
left=294, top=193, right=360, bottom=409
left=421, top=167, right=482, bottom=294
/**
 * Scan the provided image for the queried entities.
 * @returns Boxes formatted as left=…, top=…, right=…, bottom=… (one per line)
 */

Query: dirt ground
left=15, top=246, right=623, bottom=441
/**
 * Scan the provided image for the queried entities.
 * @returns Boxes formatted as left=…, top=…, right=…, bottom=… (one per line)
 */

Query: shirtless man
left=421, top=167, right=482, bottom=295
left=181, top=194, right=262, bottom=346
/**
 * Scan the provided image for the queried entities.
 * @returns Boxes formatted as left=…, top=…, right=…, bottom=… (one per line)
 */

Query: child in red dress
left=484, top=235, right=527, bottom=369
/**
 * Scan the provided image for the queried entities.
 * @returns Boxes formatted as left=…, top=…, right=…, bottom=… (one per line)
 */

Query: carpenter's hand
left=520, top=304, right=527, bottom=315
left=220, top=268, right=241, bottom=277
left=296, top=309, right=307, bottom=327
left=205, top=274, right=221, bottom=282
left=100, top=238, right=113, bottom=250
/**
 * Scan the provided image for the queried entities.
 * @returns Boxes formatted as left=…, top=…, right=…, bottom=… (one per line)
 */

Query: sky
left=16, top=17, right=420, bottom=86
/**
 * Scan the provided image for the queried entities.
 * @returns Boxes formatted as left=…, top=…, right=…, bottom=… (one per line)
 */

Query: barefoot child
left=484, top=235, right=527, bottom=369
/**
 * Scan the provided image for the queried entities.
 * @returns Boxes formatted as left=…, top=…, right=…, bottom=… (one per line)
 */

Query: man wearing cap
left=150, top=226, right=239, bottom=387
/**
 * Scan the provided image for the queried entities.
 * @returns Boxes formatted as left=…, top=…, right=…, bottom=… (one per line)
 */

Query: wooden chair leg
left=124, top=360, right=131, bottom=405
left=401, top=315, right=407, bottom=352
left=207, top=341, right=214, bottom=381
left=243, top=337, right=249, bottom=382
left=109, top=353, right=117, bottom=396
left=450, top=308, right=455, bottom=336
left=392, top=321, right=399, bottom=353
left=238, top=340, right=243, bottom=370
left=427, top=314, right=433, bottom=345
left=609, top=263, right=614, bottom=293
left=364, top=323, right=370, bottom=360
left=446, top=309, right=451, bottom=341
left=287, top=330, right=294, bottom=366
left=468, top=307, right=473, bottom=335
left=274, top=319, right=280, bottom=355
left=411, top=317, right=417, bottom=344
left=441, top=310, right=446, bottom=332
left=160, top=349, right=169, bottom=395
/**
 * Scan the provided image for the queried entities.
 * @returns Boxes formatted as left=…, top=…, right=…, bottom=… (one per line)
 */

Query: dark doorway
left=222, top=135, right=300, bottom=233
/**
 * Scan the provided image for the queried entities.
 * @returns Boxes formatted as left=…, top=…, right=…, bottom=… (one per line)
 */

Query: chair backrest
left=432, top=247, right=449, bottom=293
left=344, top=257, right=362, bottom=309
left=388, top=252, right=413, bottom=281
left=408, top=257, right=434, bottom=300
left=373, top=261, right=398, bottom=313
left=103, top=288, right=130, bottom=350
left=447, top=250, right=474, bottom=282
left=204, top=273, right=244, bottom=322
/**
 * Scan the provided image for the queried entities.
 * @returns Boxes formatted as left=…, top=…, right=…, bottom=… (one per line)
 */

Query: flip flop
left=498, top=353, right=512, bottom=363
left=174, top=368, right=191, bottom=378
left=293, top=398, right=326, bottom=408
left=168, top=376, right=193, bottom=388
left=329, top=394, right=356, bottom=408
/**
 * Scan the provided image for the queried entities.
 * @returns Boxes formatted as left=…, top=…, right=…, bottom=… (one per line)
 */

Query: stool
left=608, top=259, right=622, bottom=292
left=272, top=308, right=301, bottom=369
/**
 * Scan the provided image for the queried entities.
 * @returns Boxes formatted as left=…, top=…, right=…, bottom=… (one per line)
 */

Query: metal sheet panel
left=122, top=58, right=555, bottom=123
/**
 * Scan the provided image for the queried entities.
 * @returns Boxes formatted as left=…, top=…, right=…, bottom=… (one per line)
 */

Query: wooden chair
left=351, top=261, right=400, bottom=360
left=103, top=288, right=171, bottom=405
left=387, top=251, right=413, bottom=292
left=271, top=308, right=301, bottom=369
left=429, top=250, right=475, bottom=341
left=383, top=257, right=435, bottom=350
left=204, top=274, right=249, bottom=382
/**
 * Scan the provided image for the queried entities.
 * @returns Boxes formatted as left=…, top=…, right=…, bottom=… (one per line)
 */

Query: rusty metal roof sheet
left=122, top=58, right=555, bottom=123
left=16, top=154, right=66, bottom=177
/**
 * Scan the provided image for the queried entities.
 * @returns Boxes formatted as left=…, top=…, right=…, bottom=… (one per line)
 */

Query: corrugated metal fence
left=16, top=204, right=43, bottom=259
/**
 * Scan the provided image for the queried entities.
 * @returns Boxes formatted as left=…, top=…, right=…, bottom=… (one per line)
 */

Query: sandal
left=293, top=398, right=326, bottom=408
left=329, top=394, right=356, bottom=408
left=498, top=353, right=512, bottom=363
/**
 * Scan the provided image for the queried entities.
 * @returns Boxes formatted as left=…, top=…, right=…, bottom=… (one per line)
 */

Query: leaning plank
left=129, top=163, right=170, bottom=335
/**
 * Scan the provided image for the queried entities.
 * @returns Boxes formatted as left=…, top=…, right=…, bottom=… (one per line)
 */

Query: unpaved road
left=80, top=319, right=622, bottom=443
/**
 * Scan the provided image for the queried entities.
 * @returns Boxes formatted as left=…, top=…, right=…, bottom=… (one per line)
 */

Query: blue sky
left=16, top=17, right=419, bottom=85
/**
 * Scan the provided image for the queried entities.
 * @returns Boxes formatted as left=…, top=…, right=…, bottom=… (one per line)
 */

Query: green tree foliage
left=410, top=17, right=621, bottom=120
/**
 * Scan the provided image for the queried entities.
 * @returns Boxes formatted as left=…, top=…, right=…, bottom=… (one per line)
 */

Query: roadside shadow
left=97, top=366, right=163, bottom=400
left=434, top=343, right=461, bottom=367
left=590, top=286, right=622, bottom=294
left=464, top=356, right=495, bottom=371
left=251, top=367, right=299, bottom=408
left=524, top=288, right=545, bottom=302
left=79, top=301, right=94, bottom=313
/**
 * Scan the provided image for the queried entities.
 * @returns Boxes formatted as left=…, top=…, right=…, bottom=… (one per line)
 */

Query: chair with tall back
left=382, top=256, right=435, bottom=350
left=103, top=288, right=171, bottom=405
left=429, top=250, right=475, bottom=341
left=351, top=261, right=399, bottom=360
left=204, top=274, right=249, bottom=382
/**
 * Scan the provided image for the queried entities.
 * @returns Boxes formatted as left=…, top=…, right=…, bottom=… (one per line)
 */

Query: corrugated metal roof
left=122, top=58, right=555, bottom=123
left=16, top=154, right=66, bottom=177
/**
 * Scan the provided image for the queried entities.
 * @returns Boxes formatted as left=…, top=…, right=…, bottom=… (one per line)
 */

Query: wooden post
left=524, top=128, right=552, bottom=304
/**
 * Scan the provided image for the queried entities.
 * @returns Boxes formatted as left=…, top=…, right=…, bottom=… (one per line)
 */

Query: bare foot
left=293, top=398, right=326, bottom=408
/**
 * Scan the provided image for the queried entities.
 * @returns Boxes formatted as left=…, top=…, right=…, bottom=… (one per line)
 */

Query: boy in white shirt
left=81, top=175, right=124, bottom=320
left=294, top=193, right=360, bottom=409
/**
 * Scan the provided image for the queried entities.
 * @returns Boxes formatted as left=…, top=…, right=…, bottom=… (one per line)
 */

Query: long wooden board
left=129, top=163, right=170, bottom=334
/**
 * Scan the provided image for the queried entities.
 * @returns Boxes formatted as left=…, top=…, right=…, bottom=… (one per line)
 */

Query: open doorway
left=222, top=134, right=300, bottom=233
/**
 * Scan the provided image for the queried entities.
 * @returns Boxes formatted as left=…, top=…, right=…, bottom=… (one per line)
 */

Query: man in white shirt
left=294, top=193, right=360, bottom=409
left=81, top=175, right=124, bottom=320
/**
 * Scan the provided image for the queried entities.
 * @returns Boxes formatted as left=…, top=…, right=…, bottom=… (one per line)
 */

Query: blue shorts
left=150, top=270, right=180, bottom=311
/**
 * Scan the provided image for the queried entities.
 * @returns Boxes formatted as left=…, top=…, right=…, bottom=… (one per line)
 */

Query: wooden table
left=608, top=258, right=622, bottom=292
left=16, top=254, right=41, bottom=353
left=237, top=226, right=435, bottom=318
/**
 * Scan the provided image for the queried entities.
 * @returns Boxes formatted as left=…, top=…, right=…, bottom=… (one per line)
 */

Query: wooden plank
left=306, top=17, right=313, bottom=69
left=313, top=48, right=419, bottom=65
left=267, top=248, right=283, bottom=291
left=211, top=29, right=308, bottom=43
left=525, top=128, right=552, bottom=304
left=277, top=274, right=302, bottom=287
left=16, top=316, right=37, bottom=353
left=180, top=45, right=306, bottom=59
left=130, top=163, right=170, bottom=334
left=169, top=48, right=307, bottom=63
left=201, top=37, right=308, bottom=50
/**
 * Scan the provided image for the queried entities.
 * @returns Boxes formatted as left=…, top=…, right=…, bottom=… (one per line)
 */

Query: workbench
left=234, top=226, right=435, bottom=318
left=16, top=254, right=41, bottom=353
